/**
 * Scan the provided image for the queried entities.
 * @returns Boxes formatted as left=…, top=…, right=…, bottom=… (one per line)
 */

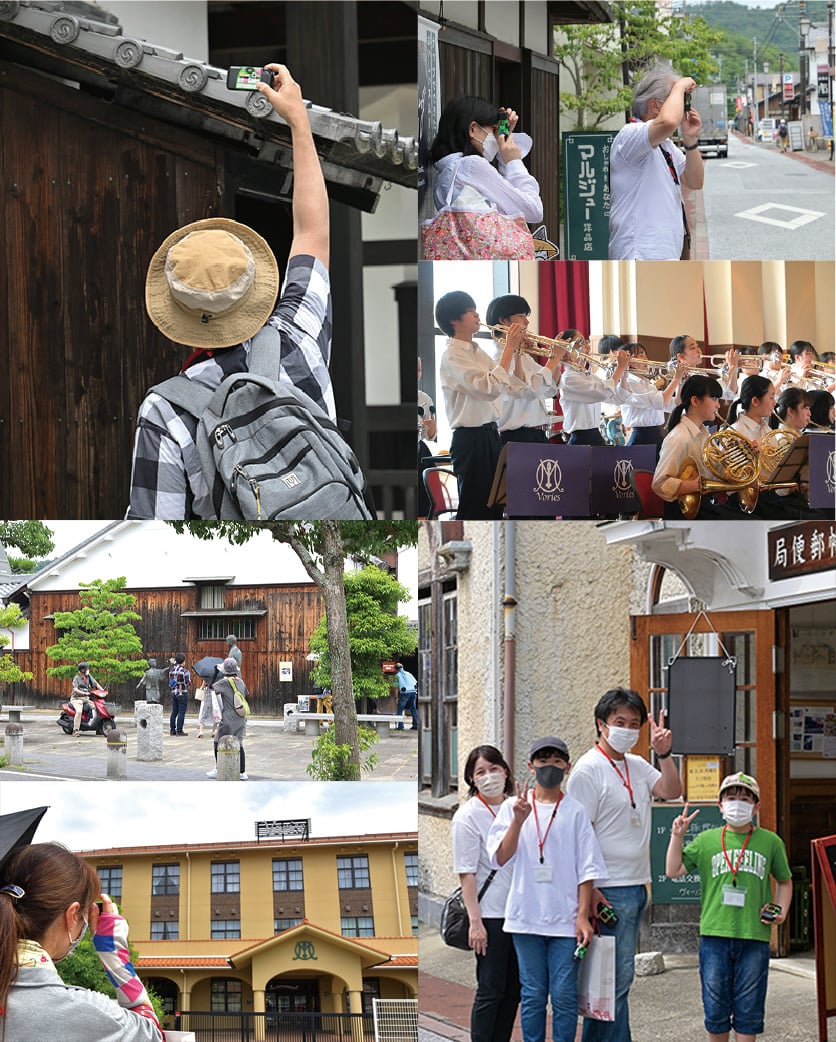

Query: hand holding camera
left=759, top=902, right=783, bottom=925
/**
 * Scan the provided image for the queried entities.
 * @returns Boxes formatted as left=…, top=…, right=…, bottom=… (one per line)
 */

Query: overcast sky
left=0, top=781, right=418, bottom=852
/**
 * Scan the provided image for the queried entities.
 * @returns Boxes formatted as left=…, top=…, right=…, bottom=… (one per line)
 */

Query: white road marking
left=734, top=203, right=826, bottom=229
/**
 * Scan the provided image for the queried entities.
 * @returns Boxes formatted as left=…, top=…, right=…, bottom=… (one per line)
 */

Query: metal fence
left=372, top=999, right=418, bottom=1042
left=174, top=1011, right=375, bottom=1042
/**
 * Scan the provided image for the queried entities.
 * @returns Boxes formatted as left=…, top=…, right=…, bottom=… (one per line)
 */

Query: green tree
left=169, top=521, right=418, bottom=780
left=45, top=577, right=148, bottom=687
left=0, top=521, right=55, bottom=573
left=554, top=1, right=722, bottom=130
left=0, top=604, right=34, bottom=694
left=309, top=566, right=417, bottom=702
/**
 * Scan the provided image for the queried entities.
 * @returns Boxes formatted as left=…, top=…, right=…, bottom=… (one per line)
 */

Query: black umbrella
left=0, top=806, right=48, bottom=879
left=192, top=656, right=224, bottom=680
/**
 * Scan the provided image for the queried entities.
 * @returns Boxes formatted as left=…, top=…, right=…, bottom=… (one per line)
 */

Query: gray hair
left=631, top=62, right=678, bottom=119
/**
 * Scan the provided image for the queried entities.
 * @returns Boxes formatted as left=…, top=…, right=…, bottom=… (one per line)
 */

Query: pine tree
left=45, top=577, right=148, bottom=687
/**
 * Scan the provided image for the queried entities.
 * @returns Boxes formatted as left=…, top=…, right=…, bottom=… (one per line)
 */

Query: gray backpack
left=152, top=326, right=373, bottom=520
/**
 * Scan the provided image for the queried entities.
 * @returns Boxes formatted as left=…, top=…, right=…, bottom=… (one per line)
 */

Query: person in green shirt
left=665, top=771, right=792, bottom=1042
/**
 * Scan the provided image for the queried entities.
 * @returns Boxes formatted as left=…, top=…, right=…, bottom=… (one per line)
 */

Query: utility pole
left=753, top=37, right=760, bottom=138
left=780, top=52, right=785, bottom=122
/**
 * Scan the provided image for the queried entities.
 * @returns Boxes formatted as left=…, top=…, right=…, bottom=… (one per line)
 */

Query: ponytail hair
left=668, top=374, right=723, bottom=431
left=0, top=843, right=100, bottom=1015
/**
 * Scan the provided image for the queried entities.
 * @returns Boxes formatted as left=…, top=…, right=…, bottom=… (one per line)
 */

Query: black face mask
left=534, top=764, right=565, bottom=790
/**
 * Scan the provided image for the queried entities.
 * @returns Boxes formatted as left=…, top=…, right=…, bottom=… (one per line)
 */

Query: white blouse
left=439, top=338, right=527, bottom=429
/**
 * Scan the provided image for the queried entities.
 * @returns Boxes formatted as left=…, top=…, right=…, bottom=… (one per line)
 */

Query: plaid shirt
left=170, top=663, right=191, bottom=694
left=126, top=256, right=333, bottom=519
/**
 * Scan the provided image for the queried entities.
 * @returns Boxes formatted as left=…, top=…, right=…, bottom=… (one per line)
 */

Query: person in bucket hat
left=666, top=771, right=792, bottom=1042
left=126, top=63, right=334, bottom=520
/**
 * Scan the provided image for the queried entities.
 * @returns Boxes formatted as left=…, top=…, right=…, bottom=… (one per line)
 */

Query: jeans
left=581, top=885, right=647, bottom=1042
left=699, top=936, right=770, bottom=1036
left=471, top=919, right=520, bottom=1042
left=512, top=934, right=578, bottom=1042
left=396, top=691, right=418, bottom=729
left=169, top=693, right=188, bottom=734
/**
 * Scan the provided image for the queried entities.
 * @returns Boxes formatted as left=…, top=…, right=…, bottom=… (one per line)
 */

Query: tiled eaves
left=0, top=0, right=418, bottom=206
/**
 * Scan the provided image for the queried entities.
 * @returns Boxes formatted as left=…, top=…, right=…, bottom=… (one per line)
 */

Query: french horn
left=677, top=429, right=760, bottom=519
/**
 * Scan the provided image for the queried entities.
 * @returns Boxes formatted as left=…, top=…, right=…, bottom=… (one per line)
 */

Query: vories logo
left=612, top=458, right=635, bottom=498
left=533, top=458, right=564, bottom=501
left=826, top=450, right=836, bottom=493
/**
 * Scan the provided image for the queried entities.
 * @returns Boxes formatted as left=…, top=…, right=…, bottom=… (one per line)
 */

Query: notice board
left=650, top=804, right=724, bottom=904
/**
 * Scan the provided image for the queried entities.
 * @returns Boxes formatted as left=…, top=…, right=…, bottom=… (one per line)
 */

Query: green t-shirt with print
left=682, top=826, right=792, bottom=942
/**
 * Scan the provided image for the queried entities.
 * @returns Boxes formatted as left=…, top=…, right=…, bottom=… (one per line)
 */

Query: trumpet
left=708, top=354, right=770, bottom=374
left=482, top=324, right=601, bottom=372
left=786, top=369, right=834, bottom=391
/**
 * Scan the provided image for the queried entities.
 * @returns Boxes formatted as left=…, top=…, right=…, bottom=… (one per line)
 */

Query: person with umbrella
left=193, top=656, right=224, bottom=740
left=0, top=807, right=163, bottom=1041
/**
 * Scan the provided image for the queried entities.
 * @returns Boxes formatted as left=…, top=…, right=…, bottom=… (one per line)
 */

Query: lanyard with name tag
left=722, top=884, right=747, bottom=907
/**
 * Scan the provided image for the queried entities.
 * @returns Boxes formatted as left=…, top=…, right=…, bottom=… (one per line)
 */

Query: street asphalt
left=0, top=709, right=418, bottom=783
left=418, top=922, right=821, bottom=1042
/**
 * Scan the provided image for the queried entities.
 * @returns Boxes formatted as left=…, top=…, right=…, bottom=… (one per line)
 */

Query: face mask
left=721, top=800, right=754, bottom=827
left=475, top=771, right=506, bottom=798
left=479, top=130, right=499, bottom=163
left=604, top=726, right=639, bottom=754
left=533, top=764, right=565, bottom=790
left=60, top=917, right=88, bottom=961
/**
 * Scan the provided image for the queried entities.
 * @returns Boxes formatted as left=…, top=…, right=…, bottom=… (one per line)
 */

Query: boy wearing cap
left=127, top=64, right=334, bottom=520
left=486, top=737, right=606, bottom=1042
left=666, top=772, right=792, bottom=1042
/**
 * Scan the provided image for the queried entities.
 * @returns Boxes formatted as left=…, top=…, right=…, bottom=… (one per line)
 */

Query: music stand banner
left=808, top=433, right=836, bottom=510
left=590, top=446, right=657, bottom=515
left=506, top=444, right=591, bottom=516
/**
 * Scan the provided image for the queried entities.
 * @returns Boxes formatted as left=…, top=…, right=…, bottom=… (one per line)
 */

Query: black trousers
left=450, top=424, right=503, bottom=520
left=567, top=427, right=605, bottom=446
left=627, top=425, right=664, bottom=460
left=471, top=918, right=520, bottom=1042
left=499, top=427, right=548, bottom=447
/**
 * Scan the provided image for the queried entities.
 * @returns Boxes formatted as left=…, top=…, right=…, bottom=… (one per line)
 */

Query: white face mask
left=478, top=129, right=499, bottom=163
left=721, top=800, right=755, bottom=827
left=604, top=725, right=639, bottom=754
left=475, top=771, right=506, bottom=798
left=59, top=917, right=88, bottom=961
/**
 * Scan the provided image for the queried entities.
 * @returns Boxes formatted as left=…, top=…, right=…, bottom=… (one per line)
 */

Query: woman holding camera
left=0, top=842, right=163, bottom=1042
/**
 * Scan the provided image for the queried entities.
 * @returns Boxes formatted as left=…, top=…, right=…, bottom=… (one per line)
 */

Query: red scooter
left=57, top=686, right=119, bottom=736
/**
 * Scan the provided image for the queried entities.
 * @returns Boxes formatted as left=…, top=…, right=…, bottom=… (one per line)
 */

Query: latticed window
left=337, top=855, right=370, bottom=888
left=211, top=861, right=240, bottom=893
left=211, top=978, right=242, bottom=1011
left=272, top=858, right=304, bottom=891
left=404, top=852, right=418, bottom=886
left=274, top=918, right=302, bottom=933
left=199, top=617, right=255, bottom=640
left=341, top=916, right=374, bottom=937
left=152, top=864, right=179, bottom=896
left=98, top=866, right=122, bottom=899
left=150, top=921, right=179, bottom=940
left=211, top=920, right=241, bottom=939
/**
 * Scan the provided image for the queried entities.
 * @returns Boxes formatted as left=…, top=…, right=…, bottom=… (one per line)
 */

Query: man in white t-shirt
left=609, top=63, right=704, bottom=260
left=566, top=688, right=682, bottom=1042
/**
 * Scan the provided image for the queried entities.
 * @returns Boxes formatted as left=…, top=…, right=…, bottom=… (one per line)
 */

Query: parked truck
left=691, top=84, right=728, bottom=158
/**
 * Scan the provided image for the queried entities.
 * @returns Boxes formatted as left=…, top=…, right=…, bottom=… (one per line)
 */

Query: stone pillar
left=217, top=735, right=240, bottom=781
left=106, top=729, right=128, bottom=779
left=4, top=722, right=24, bottom=766
left=135, top=701, right=163, bottom=761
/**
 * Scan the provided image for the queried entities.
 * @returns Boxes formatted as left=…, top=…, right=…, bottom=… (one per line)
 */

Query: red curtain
left=537, top=261, right=591, bottom=337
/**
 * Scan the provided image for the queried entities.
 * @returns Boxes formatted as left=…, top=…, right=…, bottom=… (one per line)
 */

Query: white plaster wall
left=99, top=1, right=209, bottom=61
left=418, top=811, right=459, bottom=897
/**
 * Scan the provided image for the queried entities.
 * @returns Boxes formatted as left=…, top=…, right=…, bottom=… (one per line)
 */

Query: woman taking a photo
left=0, top=842, right=162, bottom=1042
left=451, top=745, right=519, bottom=1042
left=423, top=96, right=543, bottom=260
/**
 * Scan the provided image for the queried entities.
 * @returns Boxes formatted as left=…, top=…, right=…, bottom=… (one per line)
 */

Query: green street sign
left=562, top=131, right=615, bottom=260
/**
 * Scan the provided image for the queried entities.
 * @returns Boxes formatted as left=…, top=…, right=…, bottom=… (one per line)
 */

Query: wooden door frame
left=630, top=609, right=778, bottom=831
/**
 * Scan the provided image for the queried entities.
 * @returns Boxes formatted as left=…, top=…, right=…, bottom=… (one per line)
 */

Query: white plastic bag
left=211, top=689, right=223, bottom=724
left=577, top=934, right=616, bottom=1021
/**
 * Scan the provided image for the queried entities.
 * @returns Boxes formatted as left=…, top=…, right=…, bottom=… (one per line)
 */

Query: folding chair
left=629, top=470, right=665, bottom=519
left=422, top=467, right=459, bottom=519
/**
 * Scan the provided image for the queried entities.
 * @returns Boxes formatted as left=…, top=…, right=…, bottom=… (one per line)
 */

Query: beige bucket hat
left=145, top=218, right=279, bottom=348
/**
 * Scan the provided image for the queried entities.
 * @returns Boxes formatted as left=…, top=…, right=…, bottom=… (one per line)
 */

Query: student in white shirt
left=485, top=294, right=562, bottom=446
left=756, top=342, right=791, bottom=390
left=669, top=334, right=740, bottom=400
left=556, top=330, right=627, bottom=445
left=566, top=688, right=681, bottom=1042
left=487, top=737, right=606, bottom=1042
left=652, top=374, right=743, bottom=519
left=730, top=375, right=775, bottom=446
left=613, top=341, right=683, bottom=456
left=452, top=745, right=519, bottom=1042
left=609, top=64, right=704, bottom=260
left=437, top=291, right=528, bottom=519
left=788, top=340, right=836, bottom=393
left=429, top=96, right=543, bottom=227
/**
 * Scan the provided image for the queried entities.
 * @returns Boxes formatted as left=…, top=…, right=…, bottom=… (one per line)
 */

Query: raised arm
left=259, top=64, right=329, bottom=267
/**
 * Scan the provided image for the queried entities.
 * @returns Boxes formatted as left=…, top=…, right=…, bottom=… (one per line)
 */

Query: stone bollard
left=106, top=728, right=128, bottom=779
left=135, top=701, right=164, bottom=761
left=217, top=735, right=241, bottom=781
left=4, top=723, right=24, bottom=767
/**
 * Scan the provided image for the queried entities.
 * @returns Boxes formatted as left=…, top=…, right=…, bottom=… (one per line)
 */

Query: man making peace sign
left=566, top=687, right=682, bottom=1042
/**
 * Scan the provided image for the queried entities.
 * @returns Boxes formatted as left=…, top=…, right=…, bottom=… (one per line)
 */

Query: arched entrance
left=266, top=977, right=320, bottom=1013
left=146, top=976, right=178, bottom=1017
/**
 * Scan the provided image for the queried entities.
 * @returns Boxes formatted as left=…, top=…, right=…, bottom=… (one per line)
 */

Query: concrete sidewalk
left=418, top=923, right=820, bottom=1042
left=732, top=129, right=835, bottom=176
left=0, top=709, right=417, bottom=782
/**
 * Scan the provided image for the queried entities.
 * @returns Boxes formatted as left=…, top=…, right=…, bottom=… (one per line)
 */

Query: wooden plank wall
left=528, top=62, right=561, bottom=249
left=14, top=585, right=324, bottom=715
left=0, top=61, right=225, bottom=518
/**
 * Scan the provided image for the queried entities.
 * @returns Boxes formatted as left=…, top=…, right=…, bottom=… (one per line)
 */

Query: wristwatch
left=683, top=142, right=700, bottom=151
left=657, top=750, right=672, bottom=759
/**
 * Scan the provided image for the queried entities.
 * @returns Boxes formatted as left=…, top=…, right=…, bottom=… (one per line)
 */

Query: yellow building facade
left=81, top=829, right=418, bottom=1025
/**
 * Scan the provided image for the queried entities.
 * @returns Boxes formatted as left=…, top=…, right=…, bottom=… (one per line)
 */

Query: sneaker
left=176, top=731, right=189, bottom=736
left=240, top=772, right=249, bottom=780
left=206, top=767, right=218, bottom=778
